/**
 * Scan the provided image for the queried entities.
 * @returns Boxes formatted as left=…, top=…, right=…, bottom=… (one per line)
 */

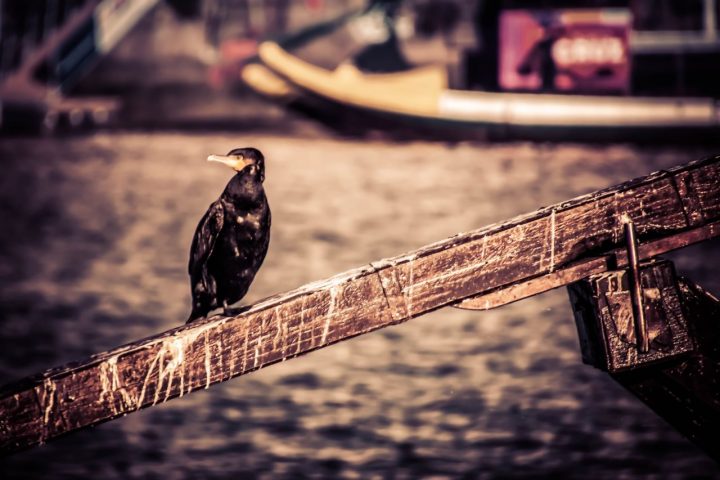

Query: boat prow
left=258, top=40, right=720, bottom=139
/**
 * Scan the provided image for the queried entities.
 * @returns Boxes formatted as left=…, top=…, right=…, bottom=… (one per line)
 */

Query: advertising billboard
left=499, top=9, right=631, bottom=93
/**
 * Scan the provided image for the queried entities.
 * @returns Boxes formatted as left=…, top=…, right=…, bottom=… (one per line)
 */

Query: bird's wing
left=188, top=200, right=225, bottom=275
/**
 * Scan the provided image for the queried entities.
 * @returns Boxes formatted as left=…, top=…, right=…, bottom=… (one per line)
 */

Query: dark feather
left=188, top=201, right=224, bottom=276
left=187, top=201, right=225, bottom=321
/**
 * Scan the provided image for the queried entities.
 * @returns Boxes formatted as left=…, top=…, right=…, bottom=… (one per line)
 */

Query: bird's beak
left=207, top=154, right=255, bottom=171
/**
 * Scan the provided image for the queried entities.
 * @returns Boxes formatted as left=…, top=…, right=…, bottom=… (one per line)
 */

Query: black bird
left=187, top=148, right=271, bottom=323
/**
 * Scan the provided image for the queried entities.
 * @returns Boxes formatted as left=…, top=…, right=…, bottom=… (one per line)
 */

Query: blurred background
left=1, top=0, right=720, bottom=478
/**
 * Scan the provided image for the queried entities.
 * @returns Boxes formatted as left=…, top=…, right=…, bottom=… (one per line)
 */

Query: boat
left=239, top=5, right=456, bottom=137
left=249, top=3, right=720, bottom=140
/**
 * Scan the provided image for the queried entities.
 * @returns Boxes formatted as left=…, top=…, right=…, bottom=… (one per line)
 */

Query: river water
left=1, top=133, right=719, bottom=478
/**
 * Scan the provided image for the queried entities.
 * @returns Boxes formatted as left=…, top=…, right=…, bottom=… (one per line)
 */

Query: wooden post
left=567, top=259, right=695, bottom=372
left=568, top=260, right=720, bottom=461
left=1, top=155, right=719, bottom=455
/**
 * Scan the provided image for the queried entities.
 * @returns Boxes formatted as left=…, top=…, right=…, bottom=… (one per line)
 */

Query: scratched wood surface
left=1, top=155, right=719, bottom=454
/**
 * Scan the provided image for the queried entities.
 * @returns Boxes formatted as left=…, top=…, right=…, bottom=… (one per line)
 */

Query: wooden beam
left=455, top=220, right=720, bottom=310
left=1, top=155, right=719, bottom=454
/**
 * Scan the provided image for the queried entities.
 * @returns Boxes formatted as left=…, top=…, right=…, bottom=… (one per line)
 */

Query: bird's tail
left=186, top=310, right=203, bottom=324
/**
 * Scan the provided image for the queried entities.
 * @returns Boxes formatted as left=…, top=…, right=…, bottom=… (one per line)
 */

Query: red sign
left=499, top=9, right=631, bottom=93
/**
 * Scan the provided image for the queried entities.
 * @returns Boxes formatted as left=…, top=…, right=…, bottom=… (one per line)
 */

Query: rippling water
left=1, top=133, right=718, bottom=478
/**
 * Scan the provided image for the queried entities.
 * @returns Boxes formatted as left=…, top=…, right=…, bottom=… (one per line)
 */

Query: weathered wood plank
left=1, top=155, right=719, bottom=454
left=456, top=221, right=720, bottom=310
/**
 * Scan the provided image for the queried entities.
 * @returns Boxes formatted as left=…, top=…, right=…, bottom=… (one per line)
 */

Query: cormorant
left=187, top=148, right=271, bottom=323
